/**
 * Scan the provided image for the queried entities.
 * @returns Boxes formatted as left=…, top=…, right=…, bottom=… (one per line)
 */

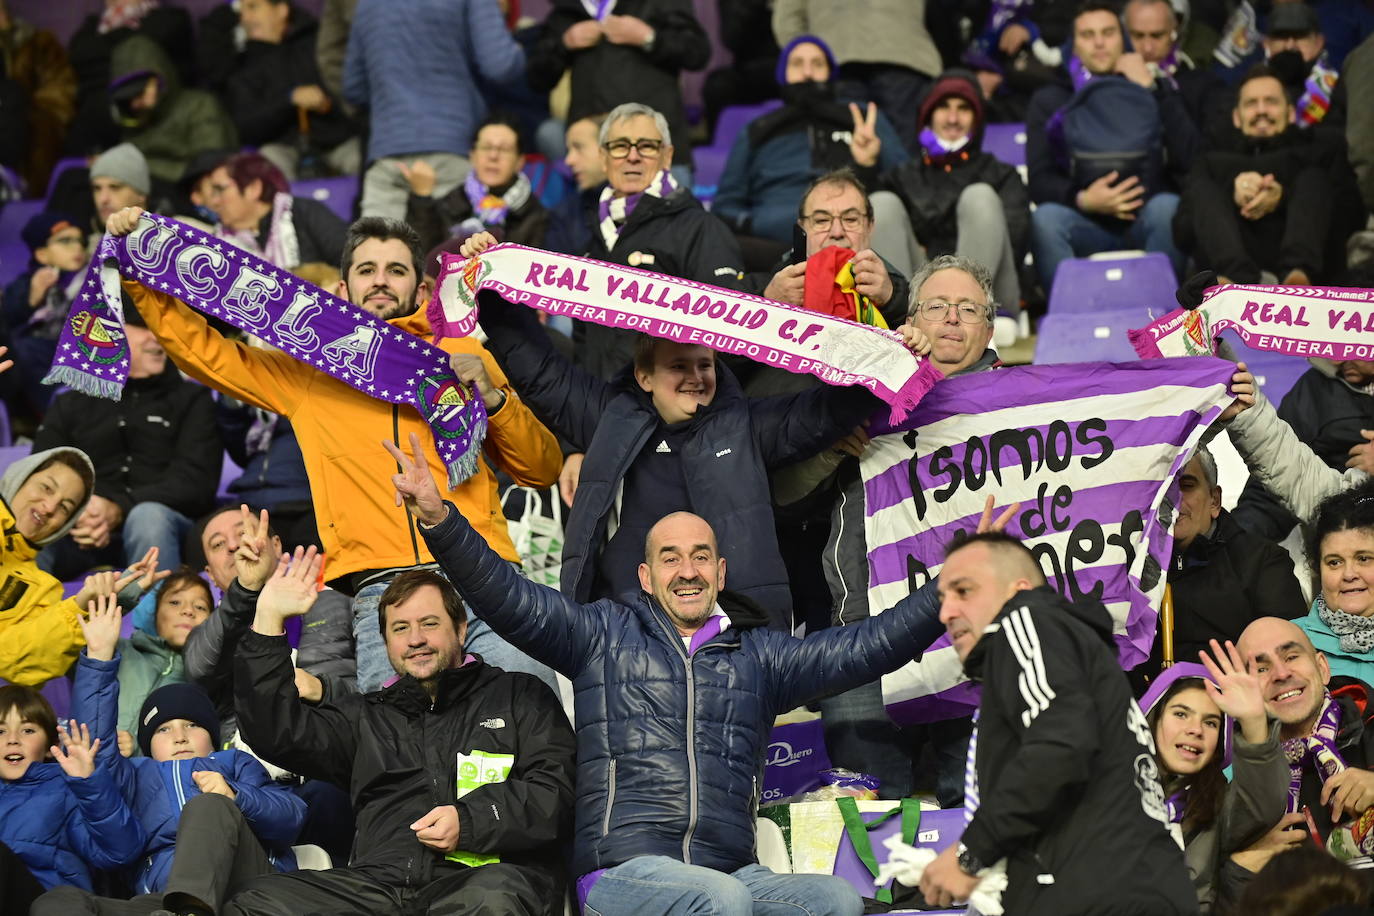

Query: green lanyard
left=836, top=796, right=921, bottom=904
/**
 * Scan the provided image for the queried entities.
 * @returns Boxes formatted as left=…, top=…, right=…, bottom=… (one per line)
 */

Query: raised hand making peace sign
left=848, top=101, right=881, bottom=168
left=382, top=433, right=449, bottom=528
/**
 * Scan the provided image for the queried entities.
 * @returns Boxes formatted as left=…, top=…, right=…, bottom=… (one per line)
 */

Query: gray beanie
left=90, top=143, right=151, bottom=196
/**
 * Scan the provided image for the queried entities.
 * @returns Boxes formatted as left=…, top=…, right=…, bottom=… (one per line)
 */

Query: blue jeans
left=350, top=566, right=557, bottom=694
left=38, top=501, right=192, bottom=581
left=1029, top=192, right=1182, bottom=288
left=585, top=856, right=862, bottom=916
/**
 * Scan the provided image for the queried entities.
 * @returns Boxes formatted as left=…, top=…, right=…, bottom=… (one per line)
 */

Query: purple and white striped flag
left=861, top=358, right=1237, bottom=724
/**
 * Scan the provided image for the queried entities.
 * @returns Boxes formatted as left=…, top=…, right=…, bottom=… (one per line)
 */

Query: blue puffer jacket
left=73, top=652, right=305, bottom=894
left=420, top=504, right=943, bottom=877
left=477, top=291, right=878, bottom=630
left=0, top=759, right=145, bottom=891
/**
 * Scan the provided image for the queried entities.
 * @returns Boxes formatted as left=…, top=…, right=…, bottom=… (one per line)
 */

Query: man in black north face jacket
left=228, top=561, right=575, bottom=915
left=920, top=532, right=1196, bottom=916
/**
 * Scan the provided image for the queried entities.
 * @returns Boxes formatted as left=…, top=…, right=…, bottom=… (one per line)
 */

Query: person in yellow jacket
left=106, top=208, right=563, bottom=692
left=0, top=446, right=157, bottom=686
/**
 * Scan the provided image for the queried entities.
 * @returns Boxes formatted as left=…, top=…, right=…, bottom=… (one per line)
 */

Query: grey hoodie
left=1, top=446, right=96, bottom=546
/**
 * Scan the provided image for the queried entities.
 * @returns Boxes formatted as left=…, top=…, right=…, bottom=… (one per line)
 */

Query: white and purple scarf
left=44, top=213, right=487, bottom=486
left=580, top=0, right=615, bottom=20
left=1130, top=282, right=1374, bottom=364
left=462, top=171, right=532, bottom=231
left=217, top=192, right=300, bottom=269
left=597, top=169, right=677, bottom=252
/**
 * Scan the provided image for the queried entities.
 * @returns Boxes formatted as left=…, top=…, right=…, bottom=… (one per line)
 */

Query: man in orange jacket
left=106, top=207, right=563, bottom=692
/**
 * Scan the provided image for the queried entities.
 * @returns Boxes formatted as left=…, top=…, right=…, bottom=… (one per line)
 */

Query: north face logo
left=479, top=718, right=506, bottom=729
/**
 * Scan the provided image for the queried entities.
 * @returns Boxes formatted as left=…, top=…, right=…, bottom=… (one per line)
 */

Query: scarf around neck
left=918, top=127, right=971, bottom=163
left=1283, top=691, right=1346, bottom=814
left=1316, top=594, right=1374, bottom=655
left=218, top=192, right=300, bottom=270
left=597, top=169, right=678, bottom=251
left=44, top=212, right=488, bottom=486
left=462, top=171, right=531, bottom=230
left=580, top=0, right=615, bottom=20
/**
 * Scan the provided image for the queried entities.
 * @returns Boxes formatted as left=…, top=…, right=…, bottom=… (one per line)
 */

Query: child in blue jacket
left=31, top=596, right=305, bottom=915
left=0, top=682, right=144, bottom=916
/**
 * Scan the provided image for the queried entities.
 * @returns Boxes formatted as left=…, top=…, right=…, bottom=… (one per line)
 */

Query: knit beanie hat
left=20, top=211, right=81, bottom=255
left=775, top=34, right=839, bottom=85
left=90, top=142, right=151, bottom=196
left=137, top=683, right=221, bottom=757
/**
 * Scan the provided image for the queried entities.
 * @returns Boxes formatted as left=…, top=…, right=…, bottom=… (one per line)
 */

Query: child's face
left=155, top=581, right=213, bottom=649
left=148, top=718, right=214, bottom=761
left=34, top=227, right=88, bottom=273
left=0, top=707, right=49, bottom=780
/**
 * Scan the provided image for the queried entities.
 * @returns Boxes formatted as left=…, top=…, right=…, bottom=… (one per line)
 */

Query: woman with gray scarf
left=1296, top=480, right=1374, bottom=684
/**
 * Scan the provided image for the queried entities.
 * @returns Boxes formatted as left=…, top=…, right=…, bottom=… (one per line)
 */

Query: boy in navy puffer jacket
left=0, top=682, right=144, bottom=915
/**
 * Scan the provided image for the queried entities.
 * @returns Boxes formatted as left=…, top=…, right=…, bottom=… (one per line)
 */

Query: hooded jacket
left=882, top=72, right=1030, bottom=258
left=123, top=279, right=561, bottom=584
left=34, top=360, right=222, bottom=523
left=415, top=500, right=943, bottom=878
left=1233, top=359, right=1374, bottom=542
left=114, top=626, right=188, bottom=752
left=712, top=36, right=909, bottom=243
left=107, top=34, right=238, bottom=183
left=1139, top=663, right=1288, bottom=914
left=959, top=586, right=1197, bottom=916
left=233, top=628, right=574, bottom=893
left=0, top=756, right=145, bottom=892
left=476, top=290, right=876, bottom=630
left=0, top=446, right=96, bottom=685
left=73, top=651, right=303, bottom=894
left=577, top=187, right=745, bottom=381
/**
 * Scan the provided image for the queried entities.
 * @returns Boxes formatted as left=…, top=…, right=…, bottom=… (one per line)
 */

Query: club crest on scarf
left=44, top=213, right=488, bottom=487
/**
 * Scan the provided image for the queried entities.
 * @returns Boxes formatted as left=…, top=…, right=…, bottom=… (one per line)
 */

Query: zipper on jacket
left=652, top=608, right=701, bottom=864
left=394, top=405, right=422, bottom=565
left=602, top=758, right=617, bottom=836
left=173, top=760, right=187, bottom=810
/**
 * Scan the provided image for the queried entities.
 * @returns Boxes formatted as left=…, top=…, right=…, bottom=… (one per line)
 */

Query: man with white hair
left=575, top=102, right=744, bottom=380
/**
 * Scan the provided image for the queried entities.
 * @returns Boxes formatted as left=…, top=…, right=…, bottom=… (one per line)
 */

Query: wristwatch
left=641, top=28, right=656, bottom=52
left=956, top=842, right=983, bottom=876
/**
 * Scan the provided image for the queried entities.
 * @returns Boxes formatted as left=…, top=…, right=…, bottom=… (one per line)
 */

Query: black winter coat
left=577, top=187, right=743, bottom=381
left=1234, top=363, right=1374, bottom=541
left=527, top=0, right=707, bottom=170
left=476, top=290, right=874, bottom=630
left=405, top=184, right=550, bottom=257
left=883, top=148, right=1030, bottom=258
left=419, top=503, right=945, bottom=878
left=225, top=10, right=357, bottom=152
left=961, top=586, right=1197, bottom=916
left=234, top=629, right=575, bottom=894
left=1165, top=509, right=1306, bottom=662
left=33, top=362, right=221, bottom=520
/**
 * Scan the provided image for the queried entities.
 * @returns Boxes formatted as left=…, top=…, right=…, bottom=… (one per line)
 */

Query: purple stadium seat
left=0, top=443, right=30, bottom=473
left=1033, top=308, right=1152, bottom=364
left=692, top=147, right=730, bottom=204
left=1047, top=252, right=1178, bottom=317
left=0, top=199, right=45, bottom=242
left=291, top=176, right=359, bottom=223
left=0, top=241, right=29, bottom=287
left=41, top=676, right=72, bottom=719
left=0, top=399, right=10, bottom=447
left=218, top=452, right=244, bottom=501
left=44, top=157, right=89, bottom=203
left=982, top=122, right=1027, bottom=167
left=712, top=100, right=783, bottom=149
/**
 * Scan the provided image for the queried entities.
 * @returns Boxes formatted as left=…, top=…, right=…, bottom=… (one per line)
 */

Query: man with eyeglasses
left=742, top=169, right=908, bottom=334
left=576, top=102, right=744, bottom=381
left=816, top=254, right=999, bottom=809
